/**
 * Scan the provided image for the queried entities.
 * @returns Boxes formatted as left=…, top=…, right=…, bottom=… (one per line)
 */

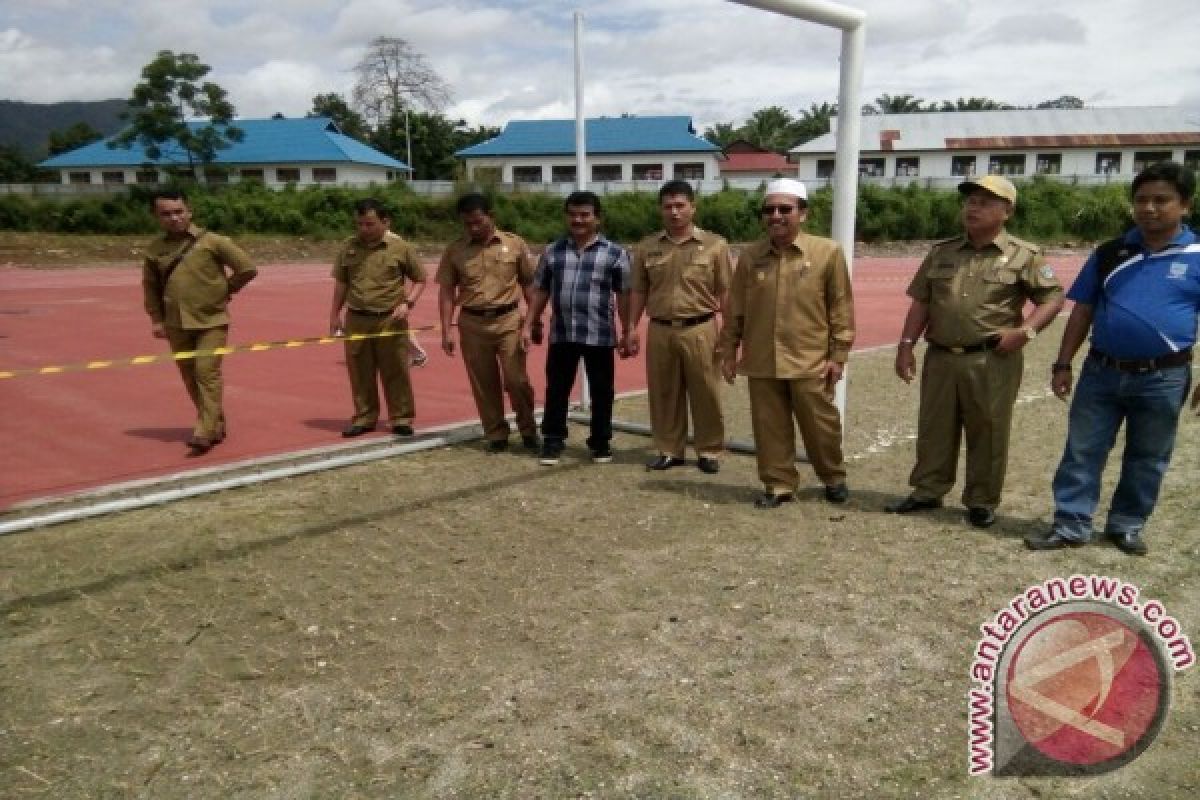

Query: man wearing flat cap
left=886, top=175, right=1064, bottom=528
left=720, top=178, right=855, bottom=509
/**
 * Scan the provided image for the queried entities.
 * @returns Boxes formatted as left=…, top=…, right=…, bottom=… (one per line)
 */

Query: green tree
left=0, top=144, right=38, bottom=182
left=372, top=111, right=499, bottom=180
left=741, top=105, right=802, bottom=153
left=794, top=101, right=837, bottom=145
left=109, top=50, right=243, bottom=181
left=308, top=93, right=368, bottom=140
left=47, top=121, right=104, bottom=156
left=865, top=93, right=928, bottom=115
left=702, top=122, right=740, bottom=149
left=936, top=96, right=1014, bottom=112
left=1037, top=95, right=1085, bottom=110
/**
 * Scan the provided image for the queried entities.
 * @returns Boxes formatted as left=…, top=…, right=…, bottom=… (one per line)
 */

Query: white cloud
left=0, top=0, right=1197, bottom=129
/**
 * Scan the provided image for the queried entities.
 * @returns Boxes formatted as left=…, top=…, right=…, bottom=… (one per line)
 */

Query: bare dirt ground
left=2, top=278, right=1198, bottom=799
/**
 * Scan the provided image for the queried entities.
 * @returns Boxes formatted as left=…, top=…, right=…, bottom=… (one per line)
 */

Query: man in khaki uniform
left=141, top=190, right=256, bottom=455
left=720, top=178, right=854, bottom=508
left=436, top=193, right=539, bottom=453
left=625, top=180, right=732, bottom=473
left=888, top=175, right=1064, bottom=528
left=329, top=198, right=427, bottom=437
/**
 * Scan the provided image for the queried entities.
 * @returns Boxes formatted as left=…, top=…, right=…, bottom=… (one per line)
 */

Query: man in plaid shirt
left=523, top=191, right=632, bottom=465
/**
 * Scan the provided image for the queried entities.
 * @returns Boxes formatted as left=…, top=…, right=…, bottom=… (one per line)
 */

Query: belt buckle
left=949, top=345, right=965, bottom=355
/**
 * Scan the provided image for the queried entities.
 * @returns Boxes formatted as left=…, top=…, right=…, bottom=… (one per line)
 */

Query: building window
left=591, top=164, right=622, bottom=182
left=988, top=154, right=1025, bottom=175
left=1133, top=151, right=1171, bottom=172
left=203, top=168, right=229, bottom=185
left=240, top=168, right=265, bottom=182
left=101, top=171, right=125, bottom=185
left=816, top=159, right=836, bottom=179
left=513, top=166, right=542, bottom=183
left=135, top=170, right=159, bottom=185
left=68, top=171, right=91, bottom=184
left=551, top=165, right=577, bottom=183
left=276, top=167, right=301, bottom=183
left=895, top=157, right=919, bottom=177
left=1095, top=152, right=1121, bottom=174
left=313, top=167, right=337, bottom=183
left=1035, top=154, right=1062, bottom=175
left=858, top=158, right=885, bottom=177
left=951, top=156, right=976, bottom=177
left=1185, top=150, right=1200, bottom=171
left=673, top=162, right=704, bottom=180
left=632, top=163, right=663, bottom=181
left=472, top=166, right=502, bottom=183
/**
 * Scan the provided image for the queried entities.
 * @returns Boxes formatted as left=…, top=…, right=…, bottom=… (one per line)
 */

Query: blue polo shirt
left=1069, top=225, right=1200, bottom=359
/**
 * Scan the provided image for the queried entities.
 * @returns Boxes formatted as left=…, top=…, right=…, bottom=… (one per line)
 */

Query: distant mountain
left=0, top=99, right=129, bottom=157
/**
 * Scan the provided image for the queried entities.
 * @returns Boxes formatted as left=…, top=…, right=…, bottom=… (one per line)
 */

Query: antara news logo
left=968, top=574, right=1194, bottom=777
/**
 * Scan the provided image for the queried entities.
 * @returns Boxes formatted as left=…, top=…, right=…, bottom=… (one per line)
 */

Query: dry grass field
left=2, top=311, right=1198, bottom=798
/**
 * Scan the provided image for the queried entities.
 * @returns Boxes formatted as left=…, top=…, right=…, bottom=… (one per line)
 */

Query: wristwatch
left=1022, top=325, right=1037, bottom=341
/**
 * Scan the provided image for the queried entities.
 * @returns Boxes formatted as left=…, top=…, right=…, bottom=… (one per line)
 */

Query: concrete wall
left=463, top=153, right=721, bottom=184
left=52, top=163, right=404, bottom=188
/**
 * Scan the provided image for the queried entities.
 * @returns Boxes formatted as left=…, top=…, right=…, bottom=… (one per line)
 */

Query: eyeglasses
left=760, top=204, right=797, bottom=215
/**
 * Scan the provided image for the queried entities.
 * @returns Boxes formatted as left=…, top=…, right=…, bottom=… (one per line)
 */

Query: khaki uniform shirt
left=332, top=230, right=425, bottom=312
left=434, top=230, right=534, bottom=308
left=907, top=231, right=1063, bottom=347
left=142, top=224, right=257, bottom=330
left=631, top=227, right=732, bottom=319
left=722, top=232, right=855, bottom=378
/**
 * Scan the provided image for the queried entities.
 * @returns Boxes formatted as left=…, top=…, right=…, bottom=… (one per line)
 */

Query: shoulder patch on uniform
left=1009, top=235, right=1042, bottom=254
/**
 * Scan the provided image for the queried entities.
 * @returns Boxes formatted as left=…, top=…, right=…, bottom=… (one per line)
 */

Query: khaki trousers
left=646, top=318, right=724, bottom=458
left=458, top=311, right=536, bottom=441
left=748, top=375, right=846, bottom=493
left=165, top=325, right=227, bottom=439
left=344, top=311, right=414, bottom=427
left=909, top=347, right=1023, bottom=509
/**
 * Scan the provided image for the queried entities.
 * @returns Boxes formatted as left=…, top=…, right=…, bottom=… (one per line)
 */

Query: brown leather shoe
left=186, top=436, right=213, bottom=455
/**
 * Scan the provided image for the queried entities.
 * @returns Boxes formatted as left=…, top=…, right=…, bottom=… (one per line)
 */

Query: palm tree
left=741, top=105, right=800, bottom=152
left=937, top=96, right=1013, bottom=112
left=794, top=101, right=837, bottom=144
left=867, top=93, right=927, bottom=114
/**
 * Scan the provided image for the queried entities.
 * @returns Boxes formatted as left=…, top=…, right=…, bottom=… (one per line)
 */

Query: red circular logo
left=1004, top=609, right=1167, bottom=769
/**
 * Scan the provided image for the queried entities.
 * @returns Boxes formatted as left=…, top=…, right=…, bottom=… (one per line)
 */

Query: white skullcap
left=764, top=178, right=808, bottom=202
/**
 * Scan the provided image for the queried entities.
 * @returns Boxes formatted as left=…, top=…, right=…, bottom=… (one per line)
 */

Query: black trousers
left=542, top=341, right=615, bottom=450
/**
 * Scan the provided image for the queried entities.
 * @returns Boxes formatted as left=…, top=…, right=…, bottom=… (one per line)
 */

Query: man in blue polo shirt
left=1028, top=161, right=1200, bottom=555
left=523, top=190, right=631, bottom=466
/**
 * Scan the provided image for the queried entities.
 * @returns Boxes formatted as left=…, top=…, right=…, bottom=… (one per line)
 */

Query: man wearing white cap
left=886, top=175, right=1063, bottom=528
left=720, top=178, right=855, bottom=508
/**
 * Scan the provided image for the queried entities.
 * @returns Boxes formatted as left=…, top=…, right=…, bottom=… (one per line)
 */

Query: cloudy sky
left=2, top=0, right=1198, bottom=131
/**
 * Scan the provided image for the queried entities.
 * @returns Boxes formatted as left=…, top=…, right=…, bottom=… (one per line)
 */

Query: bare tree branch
left=351, top=36, right=451, bottom=128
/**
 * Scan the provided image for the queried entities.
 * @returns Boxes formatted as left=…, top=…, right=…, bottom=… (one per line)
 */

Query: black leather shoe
left=646, top=455, right=686, bottom=470
left=754, top=492, right=794, bottom=509
left=967, top=506, right=996, bottom=528
left=487, top=439, right=508, bottom=453
left=521, top=434, right=541, bottom=451
left=885, top=495, right=942, bottom=514
left=696, top=456, right=720, bottom=474
left=1109, top=531, right=1149, bottom=556
left=392, top=424, right=414, bottom=436
left=1025, top=531, right=1087, bottom=551
left=824, top=483, right=849, bottom=504
left=342, top=424, right=374, bottom=438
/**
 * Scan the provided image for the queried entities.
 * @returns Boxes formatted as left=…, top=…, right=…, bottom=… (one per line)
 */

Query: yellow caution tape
left=0, top=325, right=438, bottom=380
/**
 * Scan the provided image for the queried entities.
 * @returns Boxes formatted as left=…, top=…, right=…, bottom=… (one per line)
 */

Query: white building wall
left=465, top=153, right=721, bottom=184
left=56, top=163, right=401, bottom=187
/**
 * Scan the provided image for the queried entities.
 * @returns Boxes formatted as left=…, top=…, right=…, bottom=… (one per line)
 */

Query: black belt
left=1089, top=347, right=1193, bottom=373
left=927, top=335, right=1001, bottom=355
left=348, top=308, right=394, bottom=318
left=650, top=312, right=715, bottom=328
left=461, top=301, right=519, bottom=319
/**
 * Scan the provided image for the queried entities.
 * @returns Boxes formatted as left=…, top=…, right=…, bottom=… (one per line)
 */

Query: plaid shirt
left=535, top=234, right=631, bottom=346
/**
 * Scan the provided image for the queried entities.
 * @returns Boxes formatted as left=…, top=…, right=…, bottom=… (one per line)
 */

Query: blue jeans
left=1051, top=355, right=1192, bottom=541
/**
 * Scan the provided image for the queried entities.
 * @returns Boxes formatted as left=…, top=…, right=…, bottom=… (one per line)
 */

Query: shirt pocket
left=644, top=254, right=672, bottom=288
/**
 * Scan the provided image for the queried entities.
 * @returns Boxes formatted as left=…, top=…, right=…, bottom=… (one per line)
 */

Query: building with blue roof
left=38, top=117, right=411, bottom=188
left=456, top=116, right=721, bottom=186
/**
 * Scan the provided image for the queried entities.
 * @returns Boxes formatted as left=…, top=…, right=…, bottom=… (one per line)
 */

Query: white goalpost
left=573, top=1, right=867, bottom=455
